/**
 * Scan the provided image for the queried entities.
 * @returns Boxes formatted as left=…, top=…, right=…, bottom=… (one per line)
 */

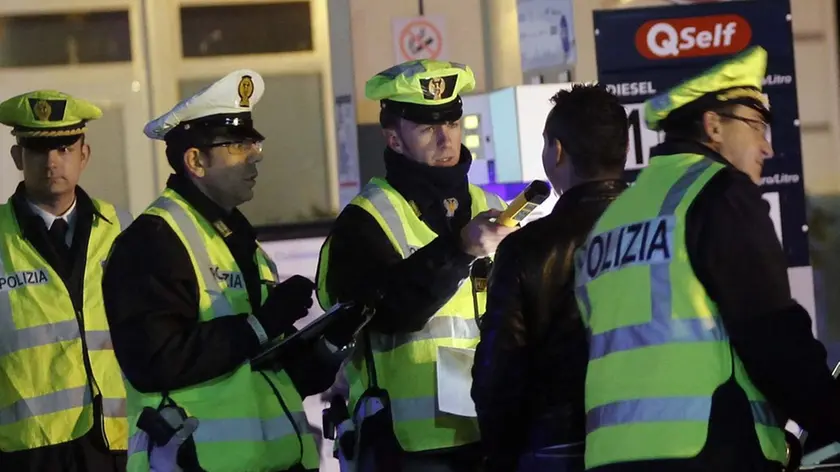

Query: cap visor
left=386, top=99, right=463, bottom=125
left=18, top=134, right=83, bottom=151
left=214, top=126, right=265, bottom=143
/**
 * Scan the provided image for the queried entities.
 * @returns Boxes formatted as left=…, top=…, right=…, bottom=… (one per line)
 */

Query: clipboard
left=250, top=302, right=370, bottom=369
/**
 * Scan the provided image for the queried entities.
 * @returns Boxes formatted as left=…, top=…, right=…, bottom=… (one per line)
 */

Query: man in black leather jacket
left=471, top=84, right=629, bottom=472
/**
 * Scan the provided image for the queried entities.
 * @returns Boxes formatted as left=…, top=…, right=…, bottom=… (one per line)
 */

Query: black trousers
left=0, top=431, right=126, bottom=472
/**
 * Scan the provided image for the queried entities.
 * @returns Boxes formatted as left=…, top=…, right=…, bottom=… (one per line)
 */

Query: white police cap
left=143, top=69, right=265, bottom=142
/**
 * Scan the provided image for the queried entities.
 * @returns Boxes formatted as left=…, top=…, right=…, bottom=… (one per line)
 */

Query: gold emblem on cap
left=238, top=75, right=255, bottom=107
left=33, top=100, right=51, bottom=121
left=428, top=77, right=446, bottom=100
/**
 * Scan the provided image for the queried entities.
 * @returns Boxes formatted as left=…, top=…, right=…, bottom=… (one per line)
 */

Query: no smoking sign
left=392, top=16, right=448, bottom=63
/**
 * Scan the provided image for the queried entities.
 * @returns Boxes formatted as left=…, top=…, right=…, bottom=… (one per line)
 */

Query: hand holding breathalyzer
left=460, top=209, right=517, bottom=258
left=459, top=180, right=551, bottom=258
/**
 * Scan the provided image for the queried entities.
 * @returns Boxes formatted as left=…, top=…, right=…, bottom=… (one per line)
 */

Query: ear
left=702, top=111, right=724, bottom=144
left=183, top=148, right=208, bottom=178
left=554, top=139, right=564, bottom=167
left=10, top=145, right=23, bottom=171
left=79, top=142, right=91, bottom=171
left=382, top=128, right=403, bottom=154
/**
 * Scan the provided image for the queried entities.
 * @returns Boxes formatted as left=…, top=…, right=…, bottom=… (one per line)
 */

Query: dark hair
left=165, top=143, right=188, bottom=174
left=166, top=142, right=217, bottom=175
left=379, top=106, right=400, bottom=129
left=545, top=84, right=629, bottom=179
left=661, top=103, right=737, bottom=143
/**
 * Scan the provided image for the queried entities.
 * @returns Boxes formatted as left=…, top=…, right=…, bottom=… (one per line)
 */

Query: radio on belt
left=496, top=180, right=551, bottom=227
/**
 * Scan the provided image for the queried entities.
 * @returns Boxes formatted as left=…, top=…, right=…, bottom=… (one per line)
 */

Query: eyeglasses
left=717, top=113, right=769, bottom=136
left=210, top=139, right=263, bottom=154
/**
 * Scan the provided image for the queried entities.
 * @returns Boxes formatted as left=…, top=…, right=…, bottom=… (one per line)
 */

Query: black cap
left=380, top=97, right=464, bottom=125
left=164, top=112, right=265, bottom=147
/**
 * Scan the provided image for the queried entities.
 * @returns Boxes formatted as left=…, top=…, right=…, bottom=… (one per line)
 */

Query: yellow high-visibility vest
left=0, top=198, right=131, bottom=452
left=317, top=177, right=506, bottom=452
left=125, top=188, right=319, bottom=472
left=576, top=153, right=787, bottom=469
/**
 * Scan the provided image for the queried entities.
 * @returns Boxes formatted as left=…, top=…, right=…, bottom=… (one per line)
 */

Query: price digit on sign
left=761, top=191, right=783, bottom=246
left=624, top=103, right=664, bottom=171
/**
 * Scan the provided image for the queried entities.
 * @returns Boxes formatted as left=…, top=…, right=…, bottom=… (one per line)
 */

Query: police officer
left=0, top=91, right=130, bottom=471
left=575, top=46, right=840, bottom=472
left=316, top=60, right=513, bottom=471
left=102, top=70, right=336, bottom=472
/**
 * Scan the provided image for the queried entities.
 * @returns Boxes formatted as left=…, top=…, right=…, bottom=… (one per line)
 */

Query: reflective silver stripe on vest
left=102, top=397, right=127, bottom=418
left=193, top=411, right=310, bottom=443
left=116, top=209, right=133, bottom=232
left=369, top=315, right=479, bottom=353
left=87, top=330, right=115, bottom=351
left=389, top=396, right=436, bottom=422
left=586, top=397, right=777, bottom=431
left=150, top=197, right=235, bottom=318
left=127, top=411, right=310, bottom=453
left=581, top=159, right=723, bottom=361
left=359, top=183, right=411, bottom=256
left=0, top=321, right=113, bottom=356
left=0, top=386, right=92, bottom=425
left=388, top=395, right=480, bottom=424
left=485, top=192, right=505, bottom=211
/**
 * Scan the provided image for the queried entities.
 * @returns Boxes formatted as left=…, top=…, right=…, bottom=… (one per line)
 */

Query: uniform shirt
left=28, top=197, right=77, bottom=247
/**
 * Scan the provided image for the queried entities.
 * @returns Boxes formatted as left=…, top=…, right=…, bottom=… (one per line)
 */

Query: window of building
left=180, top=2, right=313, bottom=58
left=79, top=105, right=130, bottom=210
left=0, top=11, right=131, bottom=67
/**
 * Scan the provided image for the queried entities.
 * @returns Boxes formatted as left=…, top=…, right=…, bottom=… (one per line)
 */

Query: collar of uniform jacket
left=383, top=145, right=472, bottom=234
left=650, top=138, right=733, bottom=170
left=551, top=179, right=628, bottom=216
left=165, top=173, right=257, bottom=241
left=10, top=182, right=107, bottom=242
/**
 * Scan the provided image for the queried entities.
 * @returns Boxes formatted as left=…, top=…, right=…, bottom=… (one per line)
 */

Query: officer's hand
left=256, top=275, right=315, bottom=338
left=459, top=209, right=518, bottom=258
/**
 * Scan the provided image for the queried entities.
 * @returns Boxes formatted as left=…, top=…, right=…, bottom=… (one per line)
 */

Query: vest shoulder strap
left=350, top=179, right=412, bottom=257
left=147, top=193, right=237, bottom=318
